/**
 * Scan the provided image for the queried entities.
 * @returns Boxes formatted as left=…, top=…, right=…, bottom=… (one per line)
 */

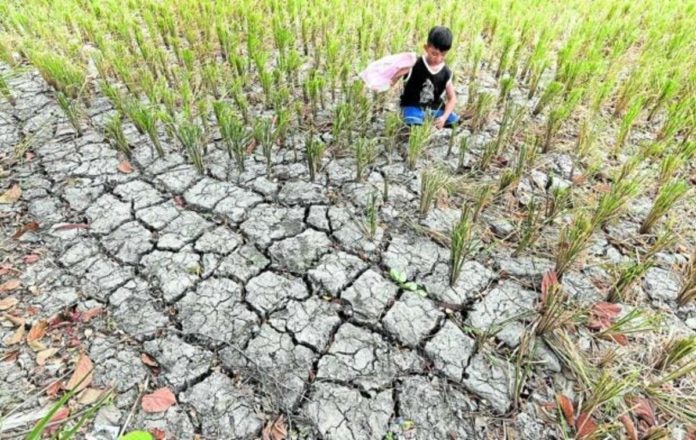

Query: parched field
left=0, top=0, right=695, bottom=439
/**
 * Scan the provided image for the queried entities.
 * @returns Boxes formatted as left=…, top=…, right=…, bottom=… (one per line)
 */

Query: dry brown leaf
left=628, top=396, right=656, bottom=427
left=23, top=254, right=40, bottom=264
left=0, top=184, right=21, bottom=204
left=587, top=302, right=621, bottom=330
left=2, top=349, right=19, bottom=362
left=47, top=406, right=70, bottom=434
left=46, top=380, right=62, bottom=397
left=118, top=160, right=134, bottom=174
left=81, top=307, right=103, bottom=322
left=141, top=353, right=159, bottom=367
left=0, top=279, right=21, bottom=292
left=27, top=319, right=48, bottom=343
left=555, top=394, right=575, bottom=427
left=142, top=387, right=177, bottom=413
left=151, top=428, right=166, bottom=440
left=37, top=348, right=59, bottom=365
left=4, top=325, right=25, bottom=345
left=0, top=296, right=19, bottom=311
left=66, top=353, right=93, bottom=392
left=262, top=415, right=288, bottom=440
left=13, top=221, right=40, bottom=239
left=619, top=415, right=638, bottom=440
left=575, top=412, right=598, bottom=439
left=78, top=388, right=105, bottom=405
left=4, top=314, right=25, bottom=327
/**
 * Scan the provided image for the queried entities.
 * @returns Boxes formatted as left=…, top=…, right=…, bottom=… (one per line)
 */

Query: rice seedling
left=469, top=92, right=495, bottom=133
left=592, top=175, right=641, bottom=228
left=254, top=118, right=276, bottom=176
left=514, top=198, right=544, bottom=256
left=56, top=92, right=82, bottom=136
left=639, top=179, right=689, bottom=234
left=104, top=113, right=131, bottom=158
left=353, top=137, right=378, bottom=181
left=534, top=271, right=570, bottom=335
left=406, top=121, right=432, bottom=170
left=542, top=87, right=584, bottom=152
left=457, top=135, right=471, bottom=172
left=581, top=370, right=639, bottom=415
left=653, top=336, right=696, bottom=371
left=555, top=211, right=593, bottom=279
left=383, top=112, right=402, bottom=158
left=613, top=97, right=645, bottom=154
left=365, top=191, right=378, bottom=239
left=477, top=140, right=498, bottom=172
left=28, top=50, right=85, bottom=99
left=0, top=72, right=15, bottom=105
left=497, top=76, right=515, bottom=107
left=471, top=183, right=494, bottom=222
left=213, top=100, right=248, bottom=171
left=677, top=248, right=696, bottom=307
left=647, top=77, right=678, bottom=122
left=124, top=100, right=164, bottom=157
left=305, top=133, right=325, bottom=182
left=175, top=121, right=205, bottom=174
left=532, top=81, right=563, bottom=116
left=419, top=167, right=454, bottom=218
left=449, top=205, right=474, bottom=286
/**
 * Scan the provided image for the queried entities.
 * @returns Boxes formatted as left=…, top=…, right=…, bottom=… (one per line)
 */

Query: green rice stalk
left=640, top=179, right=689, bottom=234
left=450, top=205, right=474, bottom=286
left=353, top=137, right=378, bottom=181
left=104, top=113, right=131, bottom=158
left=419, top=167, right=454, bottom=218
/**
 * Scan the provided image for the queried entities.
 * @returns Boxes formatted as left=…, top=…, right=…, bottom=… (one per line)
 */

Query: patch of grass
left=406, top=121, right=432, bottom=170
left=104, top=113, right=131, bottom=158
left=450, top=206, right=474, bottom=286
left=640, top=179, right=690, bottom=234
left=419, top=167, right=454, bottom=218
left=677, top=248, right=696, bottom=307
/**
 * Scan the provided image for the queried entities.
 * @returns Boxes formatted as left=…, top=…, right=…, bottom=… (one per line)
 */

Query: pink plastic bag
left=359, top=52, right=417, bottom=92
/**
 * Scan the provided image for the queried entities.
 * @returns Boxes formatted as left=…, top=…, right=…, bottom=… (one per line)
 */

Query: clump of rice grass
left=365, top=191, right=379, bottom=239
left=29, top=50, right=85, bottom=99
left=104, top=113, right=131, bottom=158
left=450, top=206, right=474, bottom=286
left=677, top=248, right=696, bottom=307
left=532, top=81, right=563, bottom=116
left=543, top=87, right=584, bottom=153
left=497, top=76, right=515, bottom=107
left=653, top=335, right=696, bottom=371
left=56, top=92, right=82, bottom=136
left=472, top=183, right=495, bottom=222
left=470, top=92, right=495, bottom=133
left=592, top=175, right=641, bottom=228
left=213, top=100, right=249, bottom=172
left=305, top=133, right=325, bottom=182
left=0, top=72, right=15, bottom=105
left=383, top=112, right=402, bottom=159
left=253, top=118, right=275, bottom=176
left=555, top=211, right=593, bottom=279
left=407, top=122, right=432, bottom=170
left=419, top=167, right=455, bottom=218
left=514, top=198, right=544, bottom=256
left=534, top=271, right=570, bottom=336
left=175, top=121, right=205, bottom=174
left=353, top=137, right=378, bottom=181
left=613, top=97, right=644, bottom=154
left=457, top=135, right=471, bottom=172
left=124, top=100, right=164, bottom=157
left=640, top=179, right=690, bottom=234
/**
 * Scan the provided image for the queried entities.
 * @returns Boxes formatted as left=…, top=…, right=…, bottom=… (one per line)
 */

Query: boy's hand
left=434, top=116, right=447, bottom=129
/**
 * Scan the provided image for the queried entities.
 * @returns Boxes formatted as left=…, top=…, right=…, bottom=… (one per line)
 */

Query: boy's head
left=424, top=26, right=452, bottom=66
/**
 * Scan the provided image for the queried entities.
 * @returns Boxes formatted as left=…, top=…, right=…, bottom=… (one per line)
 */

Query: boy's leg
left=402, top=106, right=425, bottom=126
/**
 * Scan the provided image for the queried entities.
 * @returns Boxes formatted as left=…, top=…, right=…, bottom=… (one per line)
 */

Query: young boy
left=391, top=26, right=459, bottom=129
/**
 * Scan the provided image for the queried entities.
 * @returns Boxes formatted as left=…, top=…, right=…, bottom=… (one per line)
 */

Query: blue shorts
left=401, top=106, right=460, bottom=127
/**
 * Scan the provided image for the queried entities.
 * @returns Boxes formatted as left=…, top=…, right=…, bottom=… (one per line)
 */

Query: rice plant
left=104, top=113, right=131, bottom=158
left=514, top=198, right=544, bottom=256
left=677, top=248, right=696, bottom=307
left=450, top=206, right=474, bottom=286
left=406, top=122, right=432, bottom=170
left=353, top=137, right=378, bottom=181
left=592, top=175, right=641, bottom=228
left=176, top=121, right=205, bottom=174
left=555, top=211, right=593, bottom=279
left=0, top=72, right=15, bottom=105
left=457, top=135, right=471, bottom=172
left=253, top=118, right=275, bottom=176
left=532, top=81, right=563, bottom=116
left=639, top=180, right=689, bottom=234
left=56, top=92, right=82, bottom=136
left=534, top=272, right=570, bottom=336
left=653, top=336, right=696, bottom=371
left=470, top=92, right=495, bottom=133
left=419, top=167, right=454, bottom=218
left=365, top=191, right=378, bottom=239
left=305, top=134, right=325, bottom=182
left=472, top=183, right=494, bottom=222
left=213, top=100, right=249, bottom=171
left=124, top=100, right=164, bottom=157
left=497, top=76, right=515, bottom=107
left=613, top=97, right=645, bottom=154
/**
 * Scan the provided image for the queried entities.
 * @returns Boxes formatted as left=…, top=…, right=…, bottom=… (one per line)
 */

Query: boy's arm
left=390, top=67, right=411, bottom=87
left=435, top=80, right=457, bottom=129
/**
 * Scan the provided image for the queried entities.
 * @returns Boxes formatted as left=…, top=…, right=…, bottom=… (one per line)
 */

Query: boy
left=391, top=26, right=459, bottom=129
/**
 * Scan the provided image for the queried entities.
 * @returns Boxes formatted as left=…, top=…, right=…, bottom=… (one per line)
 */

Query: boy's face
left=424, top=44, right=447, bottom=66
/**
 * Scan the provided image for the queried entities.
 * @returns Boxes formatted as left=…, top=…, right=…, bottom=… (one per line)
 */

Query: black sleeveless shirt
left=400, top=57, right=452, bottom=109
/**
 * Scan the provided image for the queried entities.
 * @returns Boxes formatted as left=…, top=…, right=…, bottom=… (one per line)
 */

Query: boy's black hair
left=427, top=26, right=453, bottom=52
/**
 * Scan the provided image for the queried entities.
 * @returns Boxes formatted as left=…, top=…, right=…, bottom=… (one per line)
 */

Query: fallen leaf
left=4, top=314, right=25, bottom=326
left=2, top=349, right=19, bottom=362
left=66, top=353, right=93, bottom=392
left=602, top=332, right=628, bottom=346
left=46, top=380, right=62, bottom=397
left=81, top=307, right=103, bottom=322
left=587, top=302, right=621, bottom=330
left=173, top=195, right=185, bottom=208
left=29, top=340, right=46, bottom=352
left=0, top=296, right=19, bottom=311
left=541, top=271, right=559, bottom=303
left=262, top=415, right=288, bottom=440
left=0, top=279, right=21, bottom=292
left=556, top=394, right=575, bottom=427
left=37, top=348, right=59, bottom=365
left=78, top=388, right=105, bottom=405
left=142, top=387, right=176, bottom=413
left=619, top=415, right=638, bottom=440
left=23, top=254, right=40, bottom=264
left=118, top=160, right=134, bottom=174
left=151, top=428, right=166, bottom=440
left=246, top=139, right=257, bottom=154
left=0, top=184, right=21, bottom=204
left=52, top=223, right=89, bottom=231
left=12, top=221, right=40, bottom=239
left=4, top=325, right=25, bottom=345
left=27, top=319, right=48, bottom=343
left=627, top=396, right=656, bottom=427
left=575, top=412, right=598, bottom=439
left=45, top=407, right=70, bottom=435
left=141, top=353, right=159, bottom=367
